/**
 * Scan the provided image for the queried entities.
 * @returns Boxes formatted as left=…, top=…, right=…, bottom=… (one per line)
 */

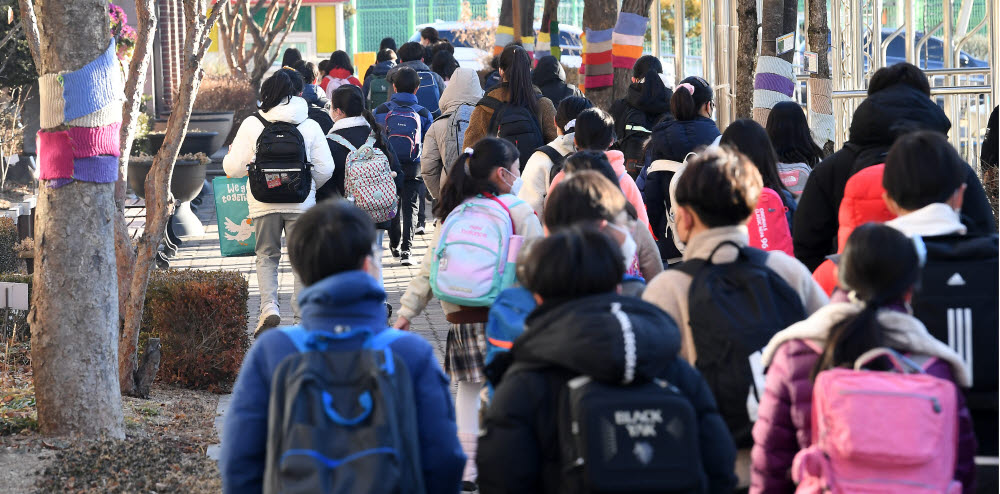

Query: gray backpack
left=264, top=328, right=425, bottom=494
left=437, top=103, right=475, bottom=177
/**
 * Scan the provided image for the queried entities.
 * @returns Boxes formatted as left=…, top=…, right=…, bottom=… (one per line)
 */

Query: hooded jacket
left=220, top=270, right=466, bottom=494
left=548, top=150, right=650, bottom=229
left=385, top=60, right=447, bottom=105
left=421, top=68, right=484, bottom=198
left=793, top=83, right=996, bottom=271
left=530, top=56, right=582, bottom=107
left=462, top=83, right=559, bottom=151
left=750, top=302, right=976, bottom=494
left=222, top=96, right=334, bottom=219
left=301, top=83, right=329, bottom=109
left=319, top=115, right=404, bottom=229
left=321, top=67, right=362, bottom=99
left=518, top=133, right=576, bottom=215
left=477, top=293, right=737, bottom=494
left=638, top=116, right=721, bottom=261
left=609, top=80, right=672, bottom=141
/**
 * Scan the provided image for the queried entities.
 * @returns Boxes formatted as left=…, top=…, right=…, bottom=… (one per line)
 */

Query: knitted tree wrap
left=611, top=13, right=648, bottom=69
left=37, top=38, right=123, bottom=128
left=67, top=122, right=122, bottom=158
left=69, top=101, right=124, bottom=128
left=38, top=74, right=67, bottom=129
left=583, top=27, right=614, bottom=89
left=810, top=111, right=835, bottom=147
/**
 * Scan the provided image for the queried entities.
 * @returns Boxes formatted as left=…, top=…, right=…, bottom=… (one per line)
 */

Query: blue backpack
left=483, top=287, right=537, bottom=397
left=415, top=70, right=442, bottom=118
left=382, top=102, right=425, bottom=164
left=264, top=327, right=425, bottom=494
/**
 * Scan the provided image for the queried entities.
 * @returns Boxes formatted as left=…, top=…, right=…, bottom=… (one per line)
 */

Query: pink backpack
left=793, top=348, right=961, bottom=493
left=747, top=187, right=794, bottom=256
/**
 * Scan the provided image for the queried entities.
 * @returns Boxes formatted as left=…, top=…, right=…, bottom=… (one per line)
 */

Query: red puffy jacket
left=812, top=164, right=896, bottom=295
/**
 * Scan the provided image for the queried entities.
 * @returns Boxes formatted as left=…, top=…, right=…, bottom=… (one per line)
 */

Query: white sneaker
left=254, top=304, right=281, bottom=337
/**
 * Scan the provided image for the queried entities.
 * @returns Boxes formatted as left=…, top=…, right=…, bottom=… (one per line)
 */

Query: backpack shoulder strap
left=482, top=192, right=517, bottom=235
left=434, top=112, right=453, bottom=122
left=417, top=107, right=432, bottom=120
left=279, top=326, right=310, bottom=353
left=477, top=95, right=503, bottom=111
left=365, top=328, right=405, bottom=351
left=537, top=145, right=565, bottom=167
left=328, top=133, right=356, bottom=153
left=254, top=112, right=267, bottom=126
left=672, top=258, right=707, bottom=278
left=647, top=159, right=685, bottom=174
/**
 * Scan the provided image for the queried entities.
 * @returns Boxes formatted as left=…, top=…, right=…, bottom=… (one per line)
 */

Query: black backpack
left=307, top=104, right=334, bottom=135
left=264, top=328, right=425, bottom=494
left=537, top=145, right=568, bottom=184
left=248, top=114, right=312, bottom=203
left=616, top=106, right=653, bottom=178
left=674, top=242, right=807, bottom=448
left=911, top=233, right=999, bottom=455
left=479, top=95, right=544, bottom=171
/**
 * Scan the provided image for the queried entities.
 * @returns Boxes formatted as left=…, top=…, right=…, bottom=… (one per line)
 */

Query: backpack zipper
left=837, top=389, right=942, bottom=413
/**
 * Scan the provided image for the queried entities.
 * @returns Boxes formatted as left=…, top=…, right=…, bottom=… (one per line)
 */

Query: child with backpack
left=720, top=119, right=797, bottom=255
left=641, top=146, right=827, bottom=488
left=321, top=50, right=361, bottom=99
left=609, top=55, right=673, bottom=178
left=321, top=84, right=403, bottom=286
left=881, top=131, right=999, bottom=478
left=386, top=42, right=446, bottom=118
left=291, top=60, right=333, bottom=134
left=765, top=101, right=825, bottom=198
left=518, top=96, right=592, bottom=215
left=421, top=67, right=483, bottom=200
left=462, top=44, right=558, bottom=160
left=750, top=223, right=976, bottom=493
left=375, top=66, right=433, bottom=266
left=548, top=108, right=650, bottom=228
left=394, top=138, right=543, bottom=487
left=219, top=200, right=466, bottom=494
left=362, top=48, right=397, bottom=112
left=222, top=68, right=334, bottom=336
left=477, top=227, right=737, bottom=494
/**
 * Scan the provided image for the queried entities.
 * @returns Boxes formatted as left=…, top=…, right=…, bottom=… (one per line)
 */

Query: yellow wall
left=208, top=24, right=218, bottom=52
left=316, top=6, right=337, bottom=53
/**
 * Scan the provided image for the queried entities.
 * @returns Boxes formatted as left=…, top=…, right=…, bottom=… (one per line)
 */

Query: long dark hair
left=671, top=76, right=712, bottom=121
left=328, top=50, right=354, bottom=74
left=766, top=101, right=824, bottom=167
left=632, top=55, right=662, bottom=79
left=259, top=68, right=304, bottom=113
left=435, top=137, right=519, bottom=219
left=720, top=119, right=790, bottom=196
left=498, top=44, right=538, bottom=115
left=811, top=223, right=922, bottom=381
left=331, top=84, right=388, bottom=151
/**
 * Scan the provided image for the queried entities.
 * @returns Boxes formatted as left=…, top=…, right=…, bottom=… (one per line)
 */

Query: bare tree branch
left=17, top=0, right=41, bottom=65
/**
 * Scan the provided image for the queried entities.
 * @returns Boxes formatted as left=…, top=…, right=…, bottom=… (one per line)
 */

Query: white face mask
left=502, top=168, right=523, bottom=195
left=608, top=223, right=638, bottom=271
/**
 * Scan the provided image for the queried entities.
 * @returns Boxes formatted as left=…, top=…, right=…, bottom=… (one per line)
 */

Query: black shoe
left=385, top=302, right=393, bottom=325
left=390, top=247, right=400, bottom=258
left=155, top=251, right=170, bottom=269
left=415, top=225, right=426, bottom=235
left=400, top=252, right=412, bottom=266
left=461, top=481, right=478, bottom=493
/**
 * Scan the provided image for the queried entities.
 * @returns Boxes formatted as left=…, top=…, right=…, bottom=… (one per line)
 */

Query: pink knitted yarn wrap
left=67, top=121, right=121, bottom=158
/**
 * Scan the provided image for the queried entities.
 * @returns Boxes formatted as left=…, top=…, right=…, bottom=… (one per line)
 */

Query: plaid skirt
left=445, top=321, right=487, bottom=383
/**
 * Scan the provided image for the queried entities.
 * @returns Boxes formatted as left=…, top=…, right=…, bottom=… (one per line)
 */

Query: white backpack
left=329, top=132, right=398, bottom=223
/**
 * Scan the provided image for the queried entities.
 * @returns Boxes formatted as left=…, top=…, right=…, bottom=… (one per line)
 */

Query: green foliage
left=0, top=0, right=38, bottom=89
left=0, top=217, right=21, bottom=274
left=139, top=269, right=250, bottom=393
left=647, top=0, right=702, bottom=49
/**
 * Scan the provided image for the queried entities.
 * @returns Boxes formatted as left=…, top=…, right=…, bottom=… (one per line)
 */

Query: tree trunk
left=582, top=0, right=618, bottom=111
left=29, top=0, right=124, bottom=438
left=16, top=0, right=41, bottom=63
left=735, top=0, right=757, bottom=119
left=115, top=1, right=156, bottom=384
left=119, top=0, right=223, bottom=396
left=759, top=0, right=792, bottom=60
left=807, top=0, right=834, bottom=153
left=613, top=0, right=654, bottom=102
left=540, top=0, right=560, bottom=59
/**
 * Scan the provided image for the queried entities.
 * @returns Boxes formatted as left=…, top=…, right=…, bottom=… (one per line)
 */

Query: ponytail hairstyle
left=331, top=84, right=389, bottom=151
left=328, top=50, right=355, bottom=74
left=810, top=223, right=923, bottom=381
left=766, top=101, right=825, bottom=167
left=498, top=43, right=538, bottom=115
left=720, top=119, right=791, bottom=197
left=632, top=55, right=662, bottom=80
left=555, top=96, right=593, bottom=134
left=259, top=68, right=305, bottom=113
left=671, top=75, right=713, bottom=121
left=435, top=137, right=519, bottom=219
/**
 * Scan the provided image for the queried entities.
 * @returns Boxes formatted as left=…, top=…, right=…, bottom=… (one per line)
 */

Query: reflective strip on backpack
left=610, top=302, right=636, bottom=384
left=624, top=124, right=651, bottom=133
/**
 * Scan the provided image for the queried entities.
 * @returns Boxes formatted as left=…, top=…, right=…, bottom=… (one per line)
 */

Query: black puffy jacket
left=793, top=84, right=997, bottom=271
left=531, top=56, right=582, bottom=107
left=610, top=80, right=672, bottom=138
left=477, top=293, right=737, bottom=494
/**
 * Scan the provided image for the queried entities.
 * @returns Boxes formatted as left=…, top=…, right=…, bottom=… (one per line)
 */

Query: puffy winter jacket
left=222, top=97, right=334, bottom=219
left=548, top=150, right=650, bottom=228
left=220, top=270, right=465, bottom=494
left=517, top=132, right=576, bottom=215
left=750, top=303, right=977, bottom=494
left=609, top=80, right=672, bottom=142
left=477, top=293, right=738, bottom=494
left=531, top=55, right=582, bottom=107
left=321, top=67, right=362, bottom=100
left=812, top=164, right=896, bottom=295
left=420, top=67, right=484, bottom=198
left=638, top=116, right=720, bottom=261
left=793, top=83, right=996, bottom=271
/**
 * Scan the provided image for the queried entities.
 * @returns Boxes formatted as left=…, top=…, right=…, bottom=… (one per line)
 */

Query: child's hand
left=393, top=316, right=411, bottom=330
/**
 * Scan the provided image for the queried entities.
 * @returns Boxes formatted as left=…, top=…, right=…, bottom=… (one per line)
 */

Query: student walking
left=222, top=69, right=334, bottom=335
left=610, top=55, right=673, bottom=177
left=220, top=200, right=465, bottom=494
left=750, top=223, right=976, bottom=493
left=321, top=50, right=362, bottom=98
left=517, top=96, right=592, bottom=215
left=421, top=67, right=484, bottom=199
left=765, top=100, right=825, bottom=198
left=291, top=60, right=333, bottom=134
left=477, top=227, right=737, bottom=493
left=394, top=138, right=544, bottom=487
left=386, top=42, right=446, bottom=117
left=462, top=44, right=558, bottom=158
left=362, top=48, right=397, bottom=111
left=375, top=67, right=433, bottom=266
left=530, top=55, right=582, bottom=107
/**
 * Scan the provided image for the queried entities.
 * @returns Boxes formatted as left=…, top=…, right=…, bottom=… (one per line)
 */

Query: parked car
left=881, top=29, right=990, bottom=70
left=410, top=21, right=583, bottom=70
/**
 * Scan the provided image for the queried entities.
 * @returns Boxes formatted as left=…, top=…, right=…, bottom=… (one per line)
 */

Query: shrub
left=194, top=75, right=256, bottom=112
left=140, top=269, right=250, bottom=393
left=0, top=218, right=20, bottom=273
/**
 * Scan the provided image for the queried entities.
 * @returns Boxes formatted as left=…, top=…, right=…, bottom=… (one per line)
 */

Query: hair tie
left=564, top=119, right=576, bottom=132
left=847, top=290, right=865, bottom=306
left=674, top=82, right=695, bottom=95
left=463, top=149, right=473, bottom=175
left=464, top=147, right=474, bottom=157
